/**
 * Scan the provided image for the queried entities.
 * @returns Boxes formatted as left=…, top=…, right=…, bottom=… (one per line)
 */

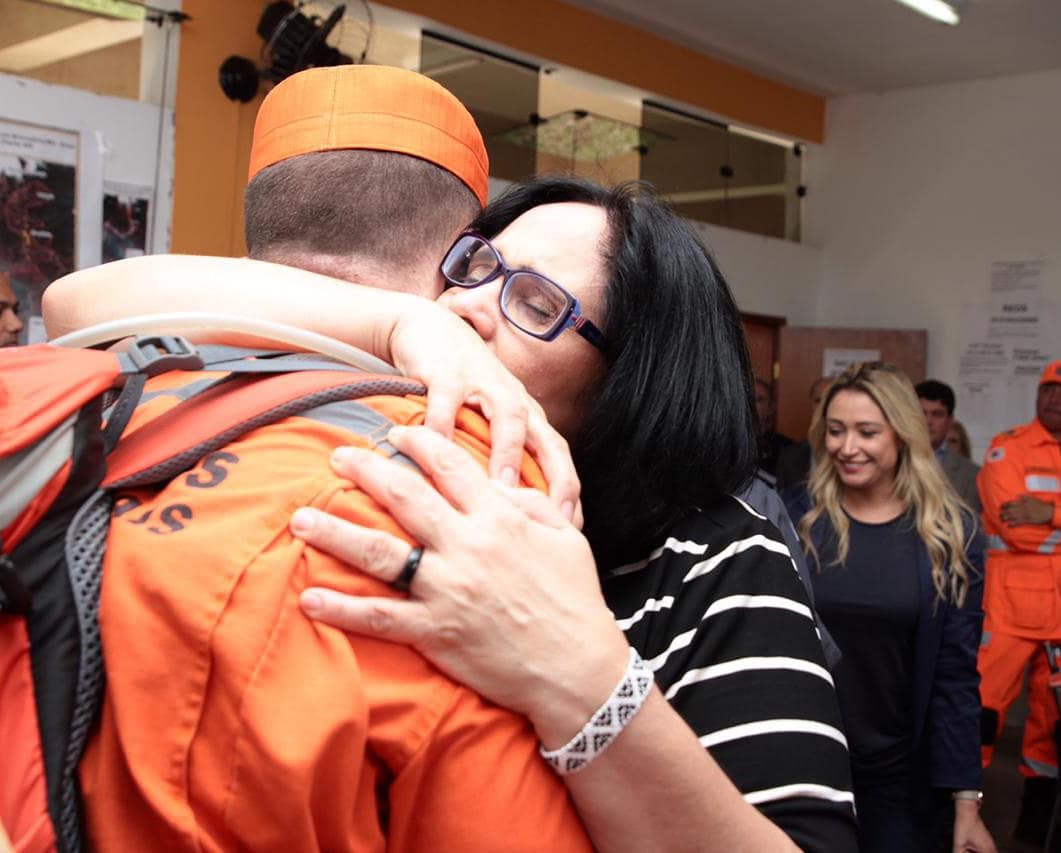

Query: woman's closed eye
left=509, top=295, right=556, bottom=323
left=505, top=276, right=566, bottom=325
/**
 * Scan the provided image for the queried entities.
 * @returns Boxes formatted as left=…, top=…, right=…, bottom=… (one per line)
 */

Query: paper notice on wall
left=0, top=120, right=78, bottom=167
left=959, top=274, right=1059, bottom=460
left=991, top=259, right=1043, bottom=296
left=822, top=348, right=880, bottom=378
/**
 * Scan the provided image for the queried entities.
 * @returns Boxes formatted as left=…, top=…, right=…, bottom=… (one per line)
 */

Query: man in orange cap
left=72, top=65, right=592, bottom=853
left=978, top=358, right=1061, bottom=845
left=241, top=62, right=487, bottom=286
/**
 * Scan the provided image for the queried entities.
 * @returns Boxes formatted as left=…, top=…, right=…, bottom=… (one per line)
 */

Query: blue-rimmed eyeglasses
left=440, top=232, right=607, bottom=352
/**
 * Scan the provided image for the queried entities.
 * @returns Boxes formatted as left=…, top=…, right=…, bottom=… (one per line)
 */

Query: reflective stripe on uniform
left=298, top=400, right=416, bottom=468
left=1026, top=475, right=1061, bottom=493
left=1040, top=530, right=1061, bottom=555
left=1022, top=755, right=1059, bottom=778
left=981, top=630, right=992, bottom=648
left=986, top=535, right=1009, bottom=552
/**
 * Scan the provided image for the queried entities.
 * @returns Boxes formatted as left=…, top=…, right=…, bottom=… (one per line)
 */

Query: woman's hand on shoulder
left=387, top=300, right=580, bottom=521
left=293, top=425, right=628, bottom=743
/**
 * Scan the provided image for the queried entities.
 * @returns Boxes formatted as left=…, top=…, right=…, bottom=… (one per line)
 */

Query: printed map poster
left=0, top=120, right=78, bottom=344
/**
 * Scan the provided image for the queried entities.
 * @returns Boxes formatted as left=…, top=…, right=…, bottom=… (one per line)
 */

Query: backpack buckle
left=121, top=335, right=205, bottom=377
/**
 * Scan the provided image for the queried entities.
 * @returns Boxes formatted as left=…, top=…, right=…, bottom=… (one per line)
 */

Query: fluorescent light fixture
left=664, top=184, right=788, bottom=205
left=422, top=57, right=484, bottom=79
left=893, top=0, right=962, bottom=25
left=729, top=125, right=797, bottom=150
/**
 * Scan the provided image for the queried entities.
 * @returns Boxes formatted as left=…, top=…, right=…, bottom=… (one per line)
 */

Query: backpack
left=0, top=335, right=425, bottom=853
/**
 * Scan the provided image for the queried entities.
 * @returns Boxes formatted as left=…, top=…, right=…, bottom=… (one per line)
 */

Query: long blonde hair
left=796, top=361, right=973, bottom=605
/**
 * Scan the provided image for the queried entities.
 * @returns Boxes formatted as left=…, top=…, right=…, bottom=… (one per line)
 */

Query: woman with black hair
left=46, top=177, right=856, bottom=851
left=294, top=178, right=857, bottom=850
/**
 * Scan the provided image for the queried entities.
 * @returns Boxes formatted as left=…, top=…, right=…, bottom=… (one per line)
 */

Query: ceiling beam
left=0, top=17, right=142, bottom=73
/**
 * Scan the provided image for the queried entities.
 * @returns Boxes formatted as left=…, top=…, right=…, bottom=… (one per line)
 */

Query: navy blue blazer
left=783, top=490, right=985, bottom=791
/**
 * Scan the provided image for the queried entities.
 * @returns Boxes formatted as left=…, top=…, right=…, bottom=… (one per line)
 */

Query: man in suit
left=754, top=377, right=794, bottom=477
left=776, top=376, right=832, bottom=491
left=916, top=379, right=981, bottom=511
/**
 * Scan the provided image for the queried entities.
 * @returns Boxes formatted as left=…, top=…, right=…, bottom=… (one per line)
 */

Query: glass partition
left=420, top=32, right=540, bottom=184
left=640, top=101, right=803, bottom=241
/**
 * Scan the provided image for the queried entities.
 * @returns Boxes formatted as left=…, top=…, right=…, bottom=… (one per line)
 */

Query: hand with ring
left=292, top=425, right=630, bottom=743
left=391, top=546, right=423, bottom=593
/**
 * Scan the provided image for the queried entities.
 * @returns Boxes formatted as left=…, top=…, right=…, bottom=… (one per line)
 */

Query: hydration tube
left=48, top=312, right=401, bottom=376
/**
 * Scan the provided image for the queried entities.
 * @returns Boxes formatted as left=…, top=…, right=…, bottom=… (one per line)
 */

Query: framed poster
left=102, top=183, right=151, bottom=262
left=0, top=119, right=79, bottom=343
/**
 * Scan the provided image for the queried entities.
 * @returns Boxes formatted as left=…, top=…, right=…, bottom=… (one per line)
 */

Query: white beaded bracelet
left=540, top=647, right=654, bottom=776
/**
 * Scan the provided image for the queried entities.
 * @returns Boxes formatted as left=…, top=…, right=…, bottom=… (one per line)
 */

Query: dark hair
left=244, top=149, right=479, bottom=273
left=472, top=177, right=758, bottom=569
left=914, top=379, right=955, bottom=416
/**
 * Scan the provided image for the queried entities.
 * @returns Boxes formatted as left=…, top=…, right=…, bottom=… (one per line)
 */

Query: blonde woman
left=784, top=362, right=995, bottom=852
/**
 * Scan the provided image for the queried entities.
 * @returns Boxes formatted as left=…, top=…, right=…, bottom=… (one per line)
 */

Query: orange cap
left=247, top=65, right=489, bottom=206
left=1040, top=360, right=1061, bottom=386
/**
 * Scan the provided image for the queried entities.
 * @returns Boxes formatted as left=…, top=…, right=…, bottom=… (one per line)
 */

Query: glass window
left=640, top=101, right=802, bottom=242
left=420, top=32, right=539, bottom=184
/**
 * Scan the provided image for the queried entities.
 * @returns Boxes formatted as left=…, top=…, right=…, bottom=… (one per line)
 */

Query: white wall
left=1, top=71, right=176, bottom=266
left=694, top=221, right=822, bottom=325
left=805, top=67, right=1061, bottom=386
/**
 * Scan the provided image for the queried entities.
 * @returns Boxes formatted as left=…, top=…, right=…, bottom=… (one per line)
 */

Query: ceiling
left=570, top=0, right=1061, bottom=96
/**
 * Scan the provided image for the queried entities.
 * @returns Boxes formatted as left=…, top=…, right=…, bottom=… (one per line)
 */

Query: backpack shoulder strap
left=104, top=369, right=426, bottom=489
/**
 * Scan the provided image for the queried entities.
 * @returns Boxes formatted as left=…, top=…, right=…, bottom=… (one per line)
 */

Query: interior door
left=777, top=326, right=927, bottom=441
left=742, top=312, right=785, bottom=386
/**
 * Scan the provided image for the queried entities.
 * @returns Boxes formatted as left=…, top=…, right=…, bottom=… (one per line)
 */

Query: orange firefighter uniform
left=978, top=405, right=1061, bottom=777
left=80, top=375, right=592, bottom=852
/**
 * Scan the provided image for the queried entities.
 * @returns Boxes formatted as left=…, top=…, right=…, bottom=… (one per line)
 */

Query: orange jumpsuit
left=80, top=378, right=593, bottom=852
left=977, top=417, right=1061, bottom=776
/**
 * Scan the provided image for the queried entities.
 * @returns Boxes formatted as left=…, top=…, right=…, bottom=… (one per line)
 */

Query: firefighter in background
left=979, top=359, right=1061, bottom=845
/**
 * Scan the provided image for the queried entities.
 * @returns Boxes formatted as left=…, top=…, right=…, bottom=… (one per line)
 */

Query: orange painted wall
left=169, top=0, right=825, bottom=255
left=170, top=0, right=264, bottom=255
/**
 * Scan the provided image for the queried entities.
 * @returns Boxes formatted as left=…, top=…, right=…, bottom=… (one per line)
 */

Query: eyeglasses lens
left=441, top=234, right=575, bottom=340
left=444, top=236, right=497, bottom=286
left=502, top=273, right=568, bottom=336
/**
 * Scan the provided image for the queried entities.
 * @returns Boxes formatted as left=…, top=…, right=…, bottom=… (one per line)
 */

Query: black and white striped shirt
left=602, top=495, right=858, bottom=851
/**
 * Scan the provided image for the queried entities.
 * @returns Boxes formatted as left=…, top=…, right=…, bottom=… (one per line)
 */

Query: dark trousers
left=854, top=779, right=932, bottom=853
